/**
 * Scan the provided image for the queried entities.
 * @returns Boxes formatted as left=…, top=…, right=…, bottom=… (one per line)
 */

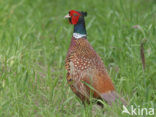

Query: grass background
left=0, top=0, right=156, bottom=116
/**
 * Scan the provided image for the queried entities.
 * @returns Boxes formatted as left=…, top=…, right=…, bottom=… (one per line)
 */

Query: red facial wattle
left=69, top=10, right=81, bottom=25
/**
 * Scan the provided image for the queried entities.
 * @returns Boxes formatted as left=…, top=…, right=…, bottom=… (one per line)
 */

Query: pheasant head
left=65, top=10, right=87, bottom=38
left=64, top=10, right=87, bottom=25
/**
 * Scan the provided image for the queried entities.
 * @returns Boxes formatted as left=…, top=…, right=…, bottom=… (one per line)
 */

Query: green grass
left=0, top=0, right=156, bottom=116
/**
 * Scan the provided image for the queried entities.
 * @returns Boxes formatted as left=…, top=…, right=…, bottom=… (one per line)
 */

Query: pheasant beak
left=64, top=14, right=71, bottom=19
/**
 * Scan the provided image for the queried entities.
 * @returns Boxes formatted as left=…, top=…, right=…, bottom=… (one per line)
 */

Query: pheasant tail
left=100, top=91, right=127, bottom=106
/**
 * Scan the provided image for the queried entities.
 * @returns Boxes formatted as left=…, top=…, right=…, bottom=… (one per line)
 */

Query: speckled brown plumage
left=65, top=37, right=119, bottom=104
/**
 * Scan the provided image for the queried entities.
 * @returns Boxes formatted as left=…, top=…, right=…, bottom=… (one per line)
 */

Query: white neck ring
left=73, top=33, right=86, bottom=39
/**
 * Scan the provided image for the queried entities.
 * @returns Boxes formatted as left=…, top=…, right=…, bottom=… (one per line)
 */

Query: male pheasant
left=65, top=10, right=126, bottom=106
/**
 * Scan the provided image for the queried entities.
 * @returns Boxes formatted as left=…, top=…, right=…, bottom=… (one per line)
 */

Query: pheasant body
left=65, top=10, right=126, bottom=106
left=66, top=37, right=115, bottom=103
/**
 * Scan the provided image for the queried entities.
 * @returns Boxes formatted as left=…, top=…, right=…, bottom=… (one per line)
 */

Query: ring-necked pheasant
left=64, top=10, right=126, bottom=106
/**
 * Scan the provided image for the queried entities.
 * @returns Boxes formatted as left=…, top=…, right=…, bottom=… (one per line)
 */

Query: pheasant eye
left=73, top=13, right=78, bottom=16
